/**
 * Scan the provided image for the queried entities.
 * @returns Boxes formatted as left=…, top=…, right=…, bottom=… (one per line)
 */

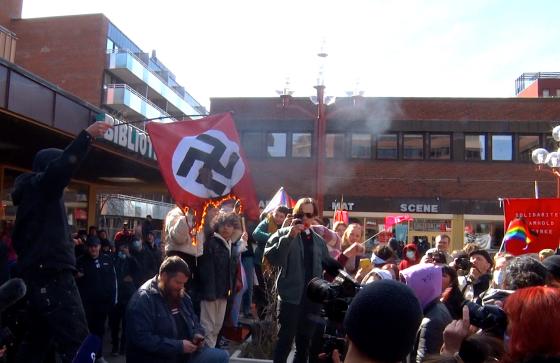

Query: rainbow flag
left=503, top=218, right=535, bottom=251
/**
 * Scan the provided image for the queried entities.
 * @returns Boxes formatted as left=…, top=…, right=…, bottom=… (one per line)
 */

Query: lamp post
left=531, top=125, right=560, bottom=198
left=311, top=47, right=333, bottom=215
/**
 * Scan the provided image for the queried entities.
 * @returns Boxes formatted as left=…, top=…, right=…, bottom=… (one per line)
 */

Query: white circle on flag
left=171, top=130, right=245, bottom=198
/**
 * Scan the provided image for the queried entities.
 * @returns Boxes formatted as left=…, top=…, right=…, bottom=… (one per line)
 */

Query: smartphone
left=359, top=258, right=372, bottom=269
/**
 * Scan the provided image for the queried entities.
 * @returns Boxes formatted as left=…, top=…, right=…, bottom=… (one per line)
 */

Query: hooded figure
left=401, top=263, right=452, bottom=363
left=10, top=122, right=110, bottom=363
left=399, top=243, right=420, bottom=270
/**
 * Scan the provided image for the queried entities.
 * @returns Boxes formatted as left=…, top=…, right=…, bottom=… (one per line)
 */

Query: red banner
left=146, top=113, right=259, bottom=232
left=385, top=214, right=414, bottom=230
left=503, top=198, right=560, bottom=255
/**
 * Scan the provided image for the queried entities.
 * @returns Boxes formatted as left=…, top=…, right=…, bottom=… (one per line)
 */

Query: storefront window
left=376, top=134, right=398, bottom=159
left=464, top=221, right=503, bottom=250
left=1, top=168, right=23, bottom=220
left=403, top=134, right=424, bottom=160
left=465, top=134, right=486, bottom=161
left=266, top=133, right=287, bottom=157
left=518, top=135, right=540, bottom=162
left=492, top=135, right=513, bottom=161
left=292, top=133, right=312, bottom=157
left=351, top=134, right=371, bottom=159
left=326, top=133, right=344, bottom=158
left=430, top=134, right=451, bottom=160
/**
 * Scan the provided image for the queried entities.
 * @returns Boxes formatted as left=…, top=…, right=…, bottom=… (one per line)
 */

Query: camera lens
left=307, top=277, right=334, bottom=303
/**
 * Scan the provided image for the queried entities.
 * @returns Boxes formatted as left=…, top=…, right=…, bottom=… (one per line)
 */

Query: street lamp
left=309, top=47, right=335, bottom=215
left=531, top=125, right=560, bottom=197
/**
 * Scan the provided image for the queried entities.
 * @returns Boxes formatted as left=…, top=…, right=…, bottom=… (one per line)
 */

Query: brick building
left=211, top=95, right=560, bottom=251
left=0, top=1, right=205, bottom=237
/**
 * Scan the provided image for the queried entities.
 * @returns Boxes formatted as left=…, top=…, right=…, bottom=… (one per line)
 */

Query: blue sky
left=21, top=0, right=560, bottom=109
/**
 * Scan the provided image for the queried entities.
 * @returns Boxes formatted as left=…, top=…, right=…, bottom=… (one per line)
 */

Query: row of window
left=241, top=132, right=547, bottom=161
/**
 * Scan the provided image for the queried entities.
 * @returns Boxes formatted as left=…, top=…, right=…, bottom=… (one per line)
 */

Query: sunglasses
left=294, top=212, right=315, bottom=219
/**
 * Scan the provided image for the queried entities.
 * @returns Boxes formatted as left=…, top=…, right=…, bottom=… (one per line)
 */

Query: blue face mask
left=132, top=240, right=142, bottom=250
left=118, top=251, right=126, bottom=259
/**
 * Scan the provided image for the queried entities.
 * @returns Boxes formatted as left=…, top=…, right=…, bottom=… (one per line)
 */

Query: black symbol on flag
left=176, top=134, right=240, bottom=195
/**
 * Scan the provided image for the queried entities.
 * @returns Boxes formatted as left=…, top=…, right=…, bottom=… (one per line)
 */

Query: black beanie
left=543, top=255, right=560, bottom=279
left=344, top=279, right=423, bottom=362
left=469, top=249, right=494, bottom=267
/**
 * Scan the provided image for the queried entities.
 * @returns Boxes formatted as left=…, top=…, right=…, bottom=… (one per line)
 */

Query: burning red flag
left=146, top=113, right=259, bottom=237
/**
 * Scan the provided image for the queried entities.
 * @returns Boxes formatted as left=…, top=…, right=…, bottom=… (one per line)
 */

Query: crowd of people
left=2, top=122, right=560, bottom=363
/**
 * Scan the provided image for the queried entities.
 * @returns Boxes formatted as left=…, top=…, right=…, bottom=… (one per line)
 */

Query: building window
left=326, top=133, right=344, bottom=158
left=403, top=134, right=424, bottom=160
left=492, top=134, right=513, bottom=161
left=518, top=135, right=540, bottom=162
left=292, top=133, right=312, bottom=158
left=107, top=38, right=117, bottom=52
left=465, top=134, right=486, bottom=161
left=241, top=132, right=262, bottom=158
left=543, top=89, right=550, bottom=97
left=429, top=134, right=451, bottom=160
left=351, top=134, right=372, bottom=159
left=376, top=134, right=398, bottom=159
left=266, top=133, right=287, bottom=157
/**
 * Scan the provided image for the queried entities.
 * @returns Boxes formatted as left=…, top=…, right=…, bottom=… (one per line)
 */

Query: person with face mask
left=399, top=243, right=419, bottom=270
left=131, top=236, right=160, bottom=288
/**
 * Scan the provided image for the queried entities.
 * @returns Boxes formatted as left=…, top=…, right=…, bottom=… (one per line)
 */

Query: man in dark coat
left=126, top=256, right=228, bottom=363
left=109, top=240, right=136, bottom=356
left=76, top=236, right=117, bottom=361
left=11, top=121, right=111, bottom=362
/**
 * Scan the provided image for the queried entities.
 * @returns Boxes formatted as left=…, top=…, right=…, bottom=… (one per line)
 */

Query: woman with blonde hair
left=340, top=223, right=363, bottom=275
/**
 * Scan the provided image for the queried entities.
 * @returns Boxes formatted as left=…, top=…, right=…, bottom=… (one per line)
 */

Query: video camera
left=307, top=269, right=362, bottom=362
left=307, top=270, right=362, bottom=323
left=463, top=301, right=508, bottom=337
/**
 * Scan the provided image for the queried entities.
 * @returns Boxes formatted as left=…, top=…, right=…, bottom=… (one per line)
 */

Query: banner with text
left=503, top=198, right=560, bottom=255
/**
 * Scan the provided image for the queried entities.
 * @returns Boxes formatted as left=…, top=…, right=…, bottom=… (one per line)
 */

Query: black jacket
left=132, top=246, right=160, bottom=288
left=197, top=233, right=236, bottom=301
left=126, top=277, right=204, bottom=363
left=114, top=254, right=137, bottom=305
left=411, top=299, right=453, bottom=363
left=11, top=131, right=92, bottom=274
left=76, top=252, right=117, bottom=308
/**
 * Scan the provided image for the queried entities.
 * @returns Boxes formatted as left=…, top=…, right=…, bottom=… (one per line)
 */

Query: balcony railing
left=104, top=83, right=174, bottom=123
left=0, top=25, right=16, bottom=62
left=107, top=49, right=203, bottom=116
left=515, top=72, right=560, bottom=95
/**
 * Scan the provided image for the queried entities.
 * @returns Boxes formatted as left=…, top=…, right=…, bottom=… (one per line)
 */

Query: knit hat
left=542, top=255, right=560, bottom=279
left=344, top=280, right=422, bottom=362
left=469, top=249, right=493, bottom=267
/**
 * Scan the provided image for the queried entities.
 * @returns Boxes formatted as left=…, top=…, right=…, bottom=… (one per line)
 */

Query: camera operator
left=461, top=250, right=493, bottom=303
left=327, top=280, right=423, bottom=363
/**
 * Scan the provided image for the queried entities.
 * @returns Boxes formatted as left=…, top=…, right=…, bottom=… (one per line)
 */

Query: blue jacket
left=126, top=277, right=204, bottom=363
left=264, top=227, right=329, bottom=304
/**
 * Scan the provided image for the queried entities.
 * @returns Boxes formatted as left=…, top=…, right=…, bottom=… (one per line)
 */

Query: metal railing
left=515, top=72, right=560, bottom=95
left=106, top=49, right=205, bottom=112
left=105, top=83, right=175, bottom=121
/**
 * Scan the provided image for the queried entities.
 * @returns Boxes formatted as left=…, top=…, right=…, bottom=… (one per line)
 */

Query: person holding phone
left=126, top=256, right=228, bottom=363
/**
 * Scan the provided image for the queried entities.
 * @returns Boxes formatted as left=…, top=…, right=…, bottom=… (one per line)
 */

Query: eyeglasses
left=294, top=212, right=315, bottom=219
